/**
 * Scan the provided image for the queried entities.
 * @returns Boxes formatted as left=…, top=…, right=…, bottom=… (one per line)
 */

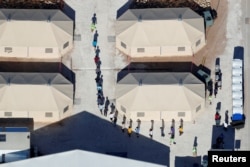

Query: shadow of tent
left=0, top=118, right=34, bottom=131
left=116, top=0, right=134, bottom=19
left=61, top=1, right=76, bottom=34
left=175, top=156, right=201, bottom=167
left=117, top=62, right=199, bottom=82
left=198, top=65, right=211, bottom=76
left=210, top=125, right=235, bottom=150
left=61, top=1, right=75, bottom=21
left=31, top=111, right=170, bottom=166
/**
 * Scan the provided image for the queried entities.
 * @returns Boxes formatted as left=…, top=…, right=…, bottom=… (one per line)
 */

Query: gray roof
left=0, top=9, right=73, bottom=35
left=117, top=72, right=205, bottom=99
left=117, top=8, right=201, bottom=21
left=0, top=72, right=73, bottom=99
left=116, top=8, right=204, bottom=36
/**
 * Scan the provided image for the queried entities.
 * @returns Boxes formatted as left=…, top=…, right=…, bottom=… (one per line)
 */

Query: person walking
left=94, top=55, right=100, bottom=65
left=110, top=103, right=115, bottom=114
left=105, top=97, right=110, bottom=107
left=90, top=23, right=96, bottom=32
left=96, top=67, right=101, bottom=79
left=214, top=87, right=218, bottom=98
left=215, top=112, right=221, bottom=126
left=223, top=121, right=228, bottom=131
left=109, top=111, right=114, bottom=121
left=91, top=13, right=97, bottom=25
left=95, top=46, right=100, bottom=56
left=170, top=133, right=175, bottom=145
left=127, top=126, right=132, bottom=137
left=113, top=116, right=117, bottom=127
left=104, top=98, right=110, bottom=116
left=149, top=128, right=153, bottom=139
left=208, top=94, right=212, bottom=105
left=96, top=75, right=103, bottom=87
left=180, top=118, right=183, bottom=127
left=192, top=146, right=197, bottom=156
left=96, top=59, right=101, bottom=69
left=135, top=126, right=140, bottom=138
left=170, top=126, right=175, bottom=135
left=98, top=102, right=104, bottom=115
left=92, top=31, right=98, bottom=49
left=121, top=121, right=125, bottom=133
left=91, top=13, right=97, bottom=32
left=97, top=94, right=102, bottom=105
left=169, top=126, right=175, bottom=145
left=104, top=107, right=108, bottom=117
left=178, top=126, right=183, bottom=136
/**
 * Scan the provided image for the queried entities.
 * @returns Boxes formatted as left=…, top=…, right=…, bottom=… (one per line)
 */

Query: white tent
left=0, top=73, right=73, bottom=122
left=0, top=9, right=73, bottom=59
left=116, top=8, right=206, bottom=58
left=115, top=72, right=205, bottom=121
left=0, top=149, right=165, bottom=167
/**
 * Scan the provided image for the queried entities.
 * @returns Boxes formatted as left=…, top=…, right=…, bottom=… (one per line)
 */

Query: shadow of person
left=193, top=136, right=198, bottom=147
left=225, top=110, right=229, bottom=124
left=93, top=30, right=99, bottom=42
left=92, top=13, right=97, bottom=25
left=95, top=46, right=100, bottom=56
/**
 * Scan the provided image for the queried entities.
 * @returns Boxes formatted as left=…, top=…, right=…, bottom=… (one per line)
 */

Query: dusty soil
left=129, top=0, right=227, bottom=70
left=0, top=0, right=62, bottom=9
left=130, top=0, right=208, bottom=11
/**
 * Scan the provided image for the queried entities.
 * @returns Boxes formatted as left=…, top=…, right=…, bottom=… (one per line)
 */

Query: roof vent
left=178, top=14, right=182, bottom=21
left=8, top=77, right=11, bottom=85
left=179, top=79, right=183, bottom=85
left=47, top=16, right=51, bottom=22
left=138, top=15, right=142, bottom=22
left=139, top=79, right=142, bottom=86
left=48, top=79, right=51, bottom=85
left=7, top=14, right=11, bottom=21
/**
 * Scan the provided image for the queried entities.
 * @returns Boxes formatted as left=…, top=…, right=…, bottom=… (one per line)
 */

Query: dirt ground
left=0, top=0, right=62, bottom=9
left=129, top=0, right=227, bottom=71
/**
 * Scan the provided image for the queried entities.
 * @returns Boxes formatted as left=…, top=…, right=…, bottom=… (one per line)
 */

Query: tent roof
left=0, top=150, right=165, bottom=167
left=117, top=8, right=202, bottom=21
left=116, top=72, right=204, bottom=111
left=0, top=9, right=73, bottom=47
left=116, top=8, right=204, bottom=47
left=0, top=73, right=73, bottom=112
left=0, top=9, right=72, bottom=28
